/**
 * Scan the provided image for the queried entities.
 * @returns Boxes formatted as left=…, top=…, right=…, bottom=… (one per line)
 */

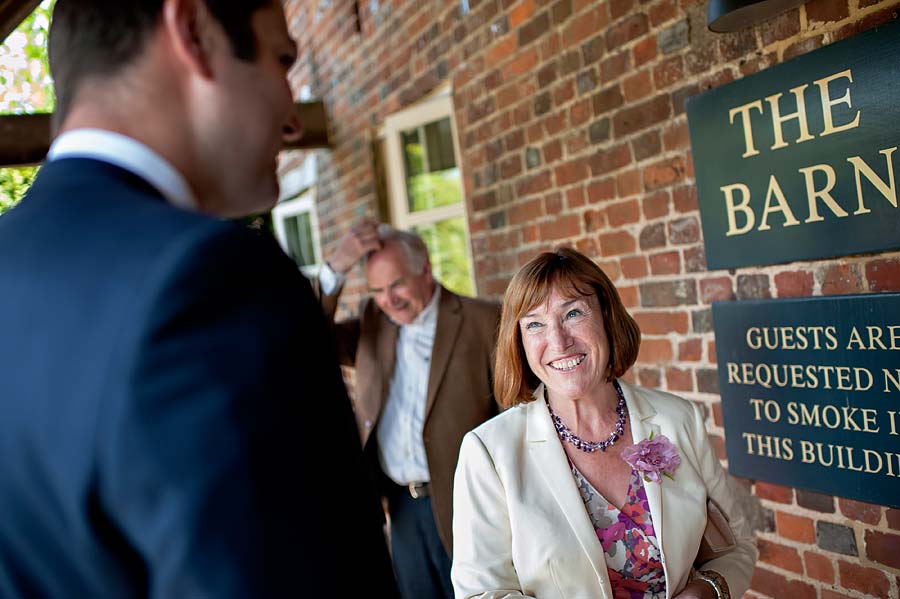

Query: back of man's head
left=49, top=0, right=268, bottom=127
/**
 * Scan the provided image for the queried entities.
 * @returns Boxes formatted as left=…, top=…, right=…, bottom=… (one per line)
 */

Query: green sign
left=714, top=294, right=900, bottom=508
left=687, top=21, right=900, bottom=270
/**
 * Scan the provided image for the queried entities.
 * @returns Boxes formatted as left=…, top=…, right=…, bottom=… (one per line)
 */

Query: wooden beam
left=0, top=0, right=41, bottom=44
left=0, top=101, right=331, bottom=167
left=0, top=112, right=50, bottom=167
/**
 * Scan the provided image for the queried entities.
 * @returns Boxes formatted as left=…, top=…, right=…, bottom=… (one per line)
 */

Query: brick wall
left=281, top=0, right=900, bottom=596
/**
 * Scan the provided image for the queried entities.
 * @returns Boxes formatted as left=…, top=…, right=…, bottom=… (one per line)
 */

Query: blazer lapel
left=620, top=381, right=666, bottom=560
left=424, top=287, right=461, bottom=423
left=526, top=390, right=609, bottom=597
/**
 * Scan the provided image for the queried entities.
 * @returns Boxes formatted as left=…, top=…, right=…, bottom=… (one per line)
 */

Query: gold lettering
left=800, top=164, right=848, bottom=222
left=884, top=369, right=900, bottom=393
left=888, top=411, right=898, bottom=436
left=847, top=326, right=866, bottom=350
left=848, top=147, right=897, bottom=214
left=863, top=449, right=883, bottom=474
left=758, top=175, right=801, bottom=230
left=815, top=69, right=861, bottom=137
left=722, top=183, right=754, bottom=236
left=800, top=440, right=815, bottom=463
left=766, top=85, right=815, bottom=150
left=861, top=408, right=879, bottom=433
left=728, top=99, right=764, bottom=158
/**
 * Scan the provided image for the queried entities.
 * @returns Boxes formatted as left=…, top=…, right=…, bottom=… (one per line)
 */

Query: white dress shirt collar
left=47, top=128, right=197, bottom=211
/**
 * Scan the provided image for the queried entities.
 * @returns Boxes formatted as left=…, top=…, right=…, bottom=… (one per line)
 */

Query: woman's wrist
left=692, top=570, right=731, bottom=599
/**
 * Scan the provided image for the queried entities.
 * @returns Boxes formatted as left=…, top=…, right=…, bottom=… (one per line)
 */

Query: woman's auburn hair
left=493, top=247, right=641, bottom=408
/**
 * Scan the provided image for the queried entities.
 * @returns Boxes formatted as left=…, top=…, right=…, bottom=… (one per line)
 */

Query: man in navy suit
left=0, top=0, right=396, bottom=596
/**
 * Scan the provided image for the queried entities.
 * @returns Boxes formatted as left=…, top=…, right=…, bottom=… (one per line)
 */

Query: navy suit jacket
left=0, top=158, right=397, bottom=597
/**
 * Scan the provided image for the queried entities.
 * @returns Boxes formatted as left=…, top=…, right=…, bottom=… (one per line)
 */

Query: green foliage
left=0, top=166, right=39, bottom=213
left=0, top=0, right=55, bottom=215
left=417, top=216, right=474, bottom=297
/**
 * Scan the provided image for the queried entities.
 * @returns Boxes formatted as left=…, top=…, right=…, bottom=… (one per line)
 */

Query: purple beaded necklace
left=545, top=380, right=627, bottom=453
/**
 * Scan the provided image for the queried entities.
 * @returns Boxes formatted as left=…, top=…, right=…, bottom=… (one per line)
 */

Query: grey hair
left=375, top=224, right=430, bottom=274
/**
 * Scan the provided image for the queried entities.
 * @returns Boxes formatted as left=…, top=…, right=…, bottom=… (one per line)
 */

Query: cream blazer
left=451, top=381, right=757, bottom=599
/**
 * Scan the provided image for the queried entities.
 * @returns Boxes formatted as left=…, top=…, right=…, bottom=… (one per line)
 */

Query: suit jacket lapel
left=424, top=286, right=461, bottom=423
left=620, top=381, right=666, bottom=560
left=525, top=390, right=609, bottom=597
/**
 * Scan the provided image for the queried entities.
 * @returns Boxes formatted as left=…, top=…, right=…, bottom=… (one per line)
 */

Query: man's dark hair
left=49, top=0, right=270, bottom=126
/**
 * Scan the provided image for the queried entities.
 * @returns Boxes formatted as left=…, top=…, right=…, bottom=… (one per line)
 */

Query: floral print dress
left=571, top=465, right=667, bottom=599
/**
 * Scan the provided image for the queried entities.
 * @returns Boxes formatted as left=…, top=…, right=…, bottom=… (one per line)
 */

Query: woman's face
left=518, top=286, right=611, bottom=403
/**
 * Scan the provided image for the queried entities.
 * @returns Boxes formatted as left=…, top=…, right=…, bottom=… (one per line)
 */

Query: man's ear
left=161, top=0, right=216, bottom=79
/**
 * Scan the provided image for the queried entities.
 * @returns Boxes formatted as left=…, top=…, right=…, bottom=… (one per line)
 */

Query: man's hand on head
left=329, top=219, right=382, bottom=274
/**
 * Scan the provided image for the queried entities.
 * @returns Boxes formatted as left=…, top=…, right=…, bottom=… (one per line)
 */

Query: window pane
left=283, top=212, right=316, bottom=268
left=415, top=215, right=473, bottom=297
left=402, top=117, right=462, bottom=213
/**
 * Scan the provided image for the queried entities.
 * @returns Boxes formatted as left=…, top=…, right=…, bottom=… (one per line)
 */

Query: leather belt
left=406, top=482, right=430, bottom=499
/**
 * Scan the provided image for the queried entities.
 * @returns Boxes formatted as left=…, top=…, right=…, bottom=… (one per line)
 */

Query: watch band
left=694, top=569, right=731, bottom=599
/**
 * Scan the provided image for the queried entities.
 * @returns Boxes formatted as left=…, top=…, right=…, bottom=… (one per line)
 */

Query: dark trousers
left=388, top=490, right=453, bottom=599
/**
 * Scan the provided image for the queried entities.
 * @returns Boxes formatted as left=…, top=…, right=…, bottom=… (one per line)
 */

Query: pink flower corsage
left=621, top=431, right=681, bottom=483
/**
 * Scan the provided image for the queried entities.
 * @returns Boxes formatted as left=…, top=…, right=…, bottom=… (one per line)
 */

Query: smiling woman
left=451, top=247, right=758, bottom=599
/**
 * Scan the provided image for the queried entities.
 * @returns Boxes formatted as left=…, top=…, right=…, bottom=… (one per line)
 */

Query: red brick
left=711, top=401, right=722, bottom=426
left=653, top=55, right=683, bottom=89
left=806, top=0, right=849, bottom=24
left=623, top=70, right=652, bottom=101
left=706, top=339, right=716, bottom=364
left=552, top=78, right=575, bottom=106
left=642, top=191, right=669, bottom=219
left=709, top=434, right=726, bottom=460
left=755, top=481, right=793, bottom=504
left=648, top=0, right=677, bottom=26
left=700, top=276, right=734, bottom=303
left=775, top=512, right=815, bottom=543
left=774, top=271, right=814, bottom=298
left=638, top=338, right=673, bottom=363
left=500, top=155, right=523, bottom=178
left=516, top=170, right=553, bottom=196
left=508, top=47, right=539, bottom=75
left=633, top=37, right=656, bottom=67
left=543, top=139, right=562, bottom=164
left=587, top=177, right=616, bottom=203
left=865, top=530, right=900, bottom=569
left=643, top=156, right=685, bottom=190
left=600, top=51, right=628, bottom=83
left=618, top=284, right=638, bottom=308
left=866, top=258, right=900, bottom=291
left=590, top=143, right=632, bottom=176
left=486, top=35, right=518, bottom=65
left=545, top=192, right=563, bottom=214
left=566, top=186, right=585, bottom=208
left=638, top=367, right=661, bottom=387
left=838, top=498, right=882, bottom=525
left=593, top=84, right=624, bottom=115
left=634, top=310, right=688, bottom=335
left=608, top=0, right=633, bottom=19
left=539, top=214, right=580, bottom=240
left=821, top=590, right=855, bottom=599
left=822, top=264, right=864, bottom=295
left=649, top=251, right=680, bottom=275
left=758, top=539, right=803, bottom=574
left=554, top=157, right=590, bottom=186
left=804, top=551, right=834, bottom=583
left=632, top=130, right=661, bottom=162
left=607, top=199, right=640, bottom=227
left=838, top=560, right=890, bottom=598
left=621, top=256, right=647, bottom=279
left=599, top=230, right=636, bottom=256
left=671, top=184, right=697, bottom=213
left=614, top=95, right=670, bottom=137
left=750, top=567, right=816, bottom=599
left=583, top=208, right=605, bottom=232
left=616, top=169, right=642, bottom=197
left=888, top=508, right=900, bottom=530
left=542, top=111, right=567, bottom=136
left=662, top=122, right=689, bottom=152
left=569, top=97, right=592, bottom=126
left=678, top=338, right=701, bottom=361
left=509, top=198, right=544, bottom=225
left=665, top=367, right=692, bottom=391
left=605, top=13, right=648, bottom=49
left=561, top=6, right=609, bottom=48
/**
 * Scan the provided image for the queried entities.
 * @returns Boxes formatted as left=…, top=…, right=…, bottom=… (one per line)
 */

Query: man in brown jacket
left=319, top=221, right=499, bottom=598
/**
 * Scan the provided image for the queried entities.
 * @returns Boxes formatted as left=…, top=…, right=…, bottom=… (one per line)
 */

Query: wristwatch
left=693, top=569, right=731, bottom=599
